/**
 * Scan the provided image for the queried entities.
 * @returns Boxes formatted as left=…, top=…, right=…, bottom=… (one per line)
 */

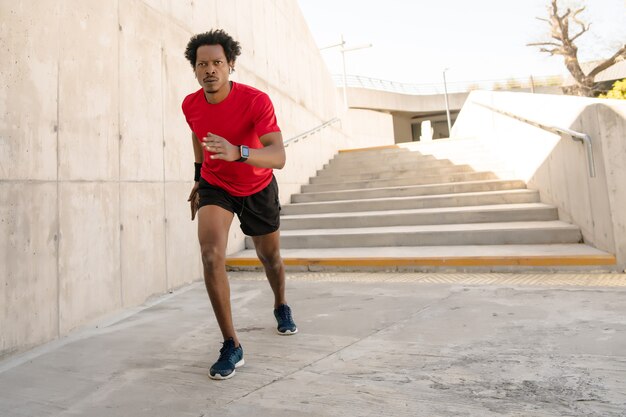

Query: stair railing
left=475, top=102, right=596, bottom=178
left=283, top=118, right=341, bottom=147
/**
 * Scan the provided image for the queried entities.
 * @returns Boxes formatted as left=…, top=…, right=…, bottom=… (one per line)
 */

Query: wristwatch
left=237, top=145, right=249, bottom=162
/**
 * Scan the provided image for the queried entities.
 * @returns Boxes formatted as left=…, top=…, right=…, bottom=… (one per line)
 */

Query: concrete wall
left=452, top=90, right=626, bottom=268
left=0, top=0, right=390, bottom=358
left=392, top=114, right=414, bottom=143
left=342, top=109, right=395, bottom=147
left=346, top=87, right=468, bottom=114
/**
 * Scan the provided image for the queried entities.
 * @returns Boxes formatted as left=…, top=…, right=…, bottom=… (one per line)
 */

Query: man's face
left=194, top=44, right=232, bottom=96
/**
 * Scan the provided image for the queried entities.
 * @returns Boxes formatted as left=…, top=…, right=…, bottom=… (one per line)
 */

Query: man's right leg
left=198, top=204, right=237, bottom=343
left=198, top=205, right=243, bottom=379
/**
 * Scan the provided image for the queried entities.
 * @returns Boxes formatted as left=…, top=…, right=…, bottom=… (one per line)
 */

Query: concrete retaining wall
left=0, top=0, right=391, bottom=358
left=452, top=90, right=626, bottom=268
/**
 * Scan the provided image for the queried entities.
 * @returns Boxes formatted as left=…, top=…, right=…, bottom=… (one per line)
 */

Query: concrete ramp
left=227, top=145, right=616, bottom=271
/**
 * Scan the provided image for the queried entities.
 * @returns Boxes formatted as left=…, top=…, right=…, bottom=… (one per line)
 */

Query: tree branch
left=528, top=44, right=567, bottom=56
left=571, top=7, right=587, bottom=28
left=569, top=8, right=590, bottom=43
left=570, top=26, right=589, bottom=43
left=539, top=48, right=561, bottom=56
left=587, top=45, right=626, bottom=78
left=527, top=41, right=562, bottom=47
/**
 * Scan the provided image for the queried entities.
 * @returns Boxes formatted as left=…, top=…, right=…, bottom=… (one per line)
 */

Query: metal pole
left=443, top=69, right=452, bottom=136
left=340, top=34, right=348, bottom=109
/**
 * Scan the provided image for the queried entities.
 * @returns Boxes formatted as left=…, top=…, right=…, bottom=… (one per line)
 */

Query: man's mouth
left=203, top=77, right=218, bottom=83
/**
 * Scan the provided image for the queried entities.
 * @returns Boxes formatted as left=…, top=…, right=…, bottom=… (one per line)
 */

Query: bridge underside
left=346, top=87, right=467, bottom=142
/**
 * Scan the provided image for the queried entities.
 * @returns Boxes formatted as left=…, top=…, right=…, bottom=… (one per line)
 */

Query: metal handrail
left=475, top=102, right=596, bottom=178
left=283, top=118, right=341, bottom=147
left=333, top=74, right=567, bottom=96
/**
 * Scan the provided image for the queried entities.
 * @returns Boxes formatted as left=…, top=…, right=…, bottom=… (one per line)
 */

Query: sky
left=297, top=0, right=626, bottom=86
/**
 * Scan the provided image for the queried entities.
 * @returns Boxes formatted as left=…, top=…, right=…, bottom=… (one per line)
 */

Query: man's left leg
left=252, top=231, right=297, bottom=334
left=252, top=231, right=286, bottom=308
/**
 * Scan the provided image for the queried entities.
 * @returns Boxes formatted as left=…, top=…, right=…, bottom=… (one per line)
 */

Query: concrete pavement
left=1, top=272, right=626, bottom=417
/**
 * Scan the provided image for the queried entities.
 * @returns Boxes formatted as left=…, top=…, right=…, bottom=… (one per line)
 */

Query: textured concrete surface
left=1, top=272, right=625, bottom=417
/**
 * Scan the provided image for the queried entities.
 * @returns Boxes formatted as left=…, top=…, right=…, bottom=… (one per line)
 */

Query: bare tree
left=528, top=0, right=626, bottom=97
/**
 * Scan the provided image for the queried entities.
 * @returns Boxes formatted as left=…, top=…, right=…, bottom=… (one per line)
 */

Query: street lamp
left=321, top=35, right=372, bottom=109
left=442, top=68, right=452, bottom=137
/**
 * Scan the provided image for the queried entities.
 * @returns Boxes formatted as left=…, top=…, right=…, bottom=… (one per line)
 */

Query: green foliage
left=598, top=79, right=626, bottom=100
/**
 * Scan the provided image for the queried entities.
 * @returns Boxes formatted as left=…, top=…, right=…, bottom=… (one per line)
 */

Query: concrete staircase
left=227, top=145, right=616, bottom=271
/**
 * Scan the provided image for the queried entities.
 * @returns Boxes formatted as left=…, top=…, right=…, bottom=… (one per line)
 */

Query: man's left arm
left=202, top=131, right=285, bottom=169
left=247, top=131, right=286, bottom=169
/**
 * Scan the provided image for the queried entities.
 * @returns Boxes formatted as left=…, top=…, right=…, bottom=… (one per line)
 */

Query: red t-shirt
left=182, top=82, right=281, bottom=196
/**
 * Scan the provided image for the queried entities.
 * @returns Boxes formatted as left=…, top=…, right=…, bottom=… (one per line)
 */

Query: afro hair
left=184, top=29, right=242, bottom=68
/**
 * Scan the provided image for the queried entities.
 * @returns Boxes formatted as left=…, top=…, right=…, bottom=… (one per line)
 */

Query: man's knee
left=201, top=244, right=225, bottom=271
left=257, top=250, right=282, bottom=271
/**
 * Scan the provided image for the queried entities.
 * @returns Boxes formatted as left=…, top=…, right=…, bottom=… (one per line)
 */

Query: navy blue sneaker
left=274, top=304, right=298, bottom=335
left=209, top=338, right=244, bottom=380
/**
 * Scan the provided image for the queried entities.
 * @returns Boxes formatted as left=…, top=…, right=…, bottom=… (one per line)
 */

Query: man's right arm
left=192, top=132, right=203, bottom=164
left=188, top=132, right=203, bottom=220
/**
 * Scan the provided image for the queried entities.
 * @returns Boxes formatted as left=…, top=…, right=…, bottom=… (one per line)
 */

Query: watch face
left=241, top=146, right=250, bottom=158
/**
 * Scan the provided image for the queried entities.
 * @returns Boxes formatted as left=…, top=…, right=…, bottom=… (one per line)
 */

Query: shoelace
left=277, top=306, right=292, bottom=322
left=218, top=340, right=237, bottom=361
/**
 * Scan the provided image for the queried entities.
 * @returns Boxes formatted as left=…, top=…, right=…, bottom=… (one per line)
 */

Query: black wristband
left=194, top=162, right=202, bottom=182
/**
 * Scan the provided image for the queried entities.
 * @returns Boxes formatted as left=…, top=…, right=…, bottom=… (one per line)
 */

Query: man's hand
left=188, top=182, right=200, bottom=221
left=202, top=132, right=239, bottom=162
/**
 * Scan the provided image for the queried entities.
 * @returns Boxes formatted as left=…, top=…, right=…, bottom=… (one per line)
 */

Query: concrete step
left=292, top=179, right=527, bottom=203
left=332, top=146, right=420, bottom=160
left=226, top=244, right=617, bottom=271
left=246, top=221, right=582, bottom=249
left=333, top=146, right=495, bottom=164
left=283, top=189, right=539, bottom=215
left=324, top=151, right=437, bottom=167
left=310, top=164, right=475, bottom=184
left=318, top=157, right=454, bottom=176
left=334, top=144, right=513, bottom=180
left=301, top=170, right=500, bottom=193
left=236, top=143, right=616, bottom=272
left=281, top=203, right=558, bottom=230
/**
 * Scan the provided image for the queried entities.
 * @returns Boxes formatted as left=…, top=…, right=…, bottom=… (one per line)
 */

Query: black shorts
left=198, top=176, right=281, bottom=236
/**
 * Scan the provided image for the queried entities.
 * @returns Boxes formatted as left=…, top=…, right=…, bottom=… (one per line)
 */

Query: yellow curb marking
left=226, top=255, right=616, bottom=268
